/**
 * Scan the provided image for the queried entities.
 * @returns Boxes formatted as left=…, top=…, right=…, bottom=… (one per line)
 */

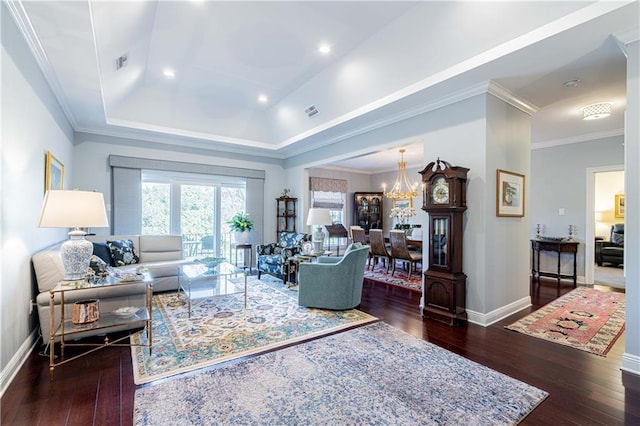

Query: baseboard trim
left=621, top=352, right=640, bottom=377
left=1, top=329, right=39, bottom=399
left=467, top=296, right=532, bottom=327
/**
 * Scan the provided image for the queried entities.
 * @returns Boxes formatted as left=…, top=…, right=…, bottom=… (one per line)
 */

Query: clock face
left=431, top=177, right=449, bottom=204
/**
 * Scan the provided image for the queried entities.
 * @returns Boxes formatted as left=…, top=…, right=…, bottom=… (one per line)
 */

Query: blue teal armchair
left=298, top=243, right=370, bottom=310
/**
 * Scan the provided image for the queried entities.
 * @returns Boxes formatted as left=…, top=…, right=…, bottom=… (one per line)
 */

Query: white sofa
left=32, top=234, right=188, bottom=342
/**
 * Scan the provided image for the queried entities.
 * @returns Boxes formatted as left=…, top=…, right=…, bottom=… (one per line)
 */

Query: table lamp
left=306, top=208, right=332, bottom=254
left=38, top=190, right=109, bottom=280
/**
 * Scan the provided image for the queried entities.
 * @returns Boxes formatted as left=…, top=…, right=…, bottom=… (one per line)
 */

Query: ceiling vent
left=305, top=105, right=319, bottom=118
left=114, top=53, right=128, bottom=71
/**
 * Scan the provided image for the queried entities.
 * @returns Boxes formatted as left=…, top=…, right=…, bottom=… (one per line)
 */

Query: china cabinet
left=353, top=192, right=383, bottom=232
left=276, top=197, right=297, bottom=238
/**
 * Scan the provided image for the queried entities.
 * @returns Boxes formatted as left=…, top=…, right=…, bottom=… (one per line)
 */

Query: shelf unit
left=354, top=192, right=383, bottom=232
left=276, top=196, right=297, bottom=238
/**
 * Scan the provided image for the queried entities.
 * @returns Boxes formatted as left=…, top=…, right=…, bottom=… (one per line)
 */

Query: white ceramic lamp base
left=312, top=226, right=325, bottom=254
left=61, top=230, right=93, bottom=280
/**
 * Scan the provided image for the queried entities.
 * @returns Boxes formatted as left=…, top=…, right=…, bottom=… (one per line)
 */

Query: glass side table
left=48, top=273, right=153, bottom=380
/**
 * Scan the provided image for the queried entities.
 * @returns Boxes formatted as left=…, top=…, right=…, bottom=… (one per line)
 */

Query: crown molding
left=487, top=81, right=539, bottom=116
left=613, top=26, right=640, bottom=58
left=531, top=128, right=624, bottom=150
left=6, top=0, right=79, bottom=129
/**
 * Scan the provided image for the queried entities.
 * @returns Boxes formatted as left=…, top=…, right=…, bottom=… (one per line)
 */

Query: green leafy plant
left=227, top=212, right=254, bottom=232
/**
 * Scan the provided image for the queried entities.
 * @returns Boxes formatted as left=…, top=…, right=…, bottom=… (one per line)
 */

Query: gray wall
left=73, top=134, right=287, bottom=248
left=530, top=135, right=624, bottom=278
left=1, top=4, right=74, bottom=390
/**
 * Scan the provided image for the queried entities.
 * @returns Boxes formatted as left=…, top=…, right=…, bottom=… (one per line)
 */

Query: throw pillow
left=89, top=255, right=108, bottom=273
left=107, top=239, right=140, bottom=266
left=92, top=242, right=113, bottom=266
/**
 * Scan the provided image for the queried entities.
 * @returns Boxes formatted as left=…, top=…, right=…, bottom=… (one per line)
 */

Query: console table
left=531, top=239, right=579, bottom=293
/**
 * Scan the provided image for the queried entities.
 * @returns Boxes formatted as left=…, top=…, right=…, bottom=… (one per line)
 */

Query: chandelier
left=383, top=149, right=418, bottom=199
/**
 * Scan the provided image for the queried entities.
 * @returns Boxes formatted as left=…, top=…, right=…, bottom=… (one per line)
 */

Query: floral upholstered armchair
left=256, top=232, right=310, bottom=280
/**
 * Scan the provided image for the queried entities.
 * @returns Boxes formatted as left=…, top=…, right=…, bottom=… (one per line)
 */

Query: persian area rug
left=505, top=287, right=625, bottom=356
left=134, top=322, right=548, bottom=425
left=363, top=261, right=422, bottom=292
left=130, top=277, right=376, bottom=384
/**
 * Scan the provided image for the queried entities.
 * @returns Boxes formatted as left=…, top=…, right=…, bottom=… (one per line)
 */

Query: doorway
left=585, top=165, right=624, bottom=287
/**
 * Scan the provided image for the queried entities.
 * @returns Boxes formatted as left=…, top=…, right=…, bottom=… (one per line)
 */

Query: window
left=141, top=170, right=246, bottom=258
left=310, top=177, right=348, bottom=224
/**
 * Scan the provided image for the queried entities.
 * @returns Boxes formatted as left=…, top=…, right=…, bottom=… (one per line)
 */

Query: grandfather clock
left=419, top=158, right=469, bottom=326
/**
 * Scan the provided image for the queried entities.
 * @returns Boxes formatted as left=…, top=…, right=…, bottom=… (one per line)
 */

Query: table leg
left=244, top=271, right=248, bottom=309
left=49, top=291, right=55, bottom=380
left=572, top=250, right=577, bottom=288
left=556, top=249, right=561, bottom=295
left=148, top=283, right=153, bottom=356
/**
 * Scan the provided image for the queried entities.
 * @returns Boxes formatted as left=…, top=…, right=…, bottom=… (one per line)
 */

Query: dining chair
left=389, top=230, right=422, bottom=277
left=351, top=228, right=367, bottom=244
left=368, top=229, right=391, bottom=272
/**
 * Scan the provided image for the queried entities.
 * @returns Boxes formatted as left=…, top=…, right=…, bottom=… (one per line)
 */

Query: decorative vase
left=234, top=230, right=250, bottom=244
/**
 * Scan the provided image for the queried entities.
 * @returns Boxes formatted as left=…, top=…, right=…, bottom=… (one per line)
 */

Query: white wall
left=1, top=5, right=74, bottom=392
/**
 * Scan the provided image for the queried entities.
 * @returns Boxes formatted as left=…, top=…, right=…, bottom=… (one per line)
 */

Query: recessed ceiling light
left=163, top=68, right=176, bottom=79
left=582, top=102, right=612, bottom=120
left=563, top=79, right=580, bottom=88
left=258, top=94, right=268, bottom=103
left=318, top=43, right=331, bottom=55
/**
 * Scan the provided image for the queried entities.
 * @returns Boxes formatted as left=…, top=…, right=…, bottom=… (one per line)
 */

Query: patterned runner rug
left=134, top=322, right=548, bottom=425
left=363, top=261, right=422, bottom=292
left=505, top=287, right=625, bottom=356
left=130, top=277, right=376, bottom=384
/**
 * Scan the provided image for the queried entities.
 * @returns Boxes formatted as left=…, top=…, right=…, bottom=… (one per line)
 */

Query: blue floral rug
left=130, top=276, right=376, bottom=384
left=134, top=322, right=548, bottom=425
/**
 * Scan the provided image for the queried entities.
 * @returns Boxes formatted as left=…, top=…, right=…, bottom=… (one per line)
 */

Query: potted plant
left=228, top=212, right=254, bottom=244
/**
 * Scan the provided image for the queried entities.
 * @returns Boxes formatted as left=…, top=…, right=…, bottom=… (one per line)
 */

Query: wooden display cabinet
left=276, top=197, right=297, bottom=238
left=353, top=192, right=383, bottom=232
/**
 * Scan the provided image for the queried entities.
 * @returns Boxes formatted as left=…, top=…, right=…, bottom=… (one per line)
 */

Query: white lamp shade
left=38, top=190, right=109, bottom=228
left=306, top=208, right=332, bottom=226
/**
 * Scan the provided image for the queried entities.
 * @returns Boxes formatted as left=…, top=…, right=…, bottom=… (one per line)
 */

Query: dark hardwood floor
left=2, top=278, right=638, bottom=425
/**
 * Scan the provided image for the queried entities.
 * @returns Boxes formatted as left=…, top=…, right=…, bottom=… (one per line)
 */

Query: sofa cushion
left=107, top=239, right=140, bottom=266
left=138, top=235, right=183, bottom=263
left=92, top=242, right=113, bottom=266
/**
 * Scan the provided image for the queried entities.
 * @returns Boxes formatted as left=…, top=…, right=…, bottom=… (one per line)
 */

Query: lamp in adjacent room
left=306, top=208, right=332, bottom=254
left=38, top=190, right=109, bottom=281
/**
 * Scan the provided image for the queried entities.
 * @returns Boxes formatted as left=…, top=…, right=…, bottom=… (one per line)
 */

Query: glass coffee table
left=178, top=261, right=248, bottom=318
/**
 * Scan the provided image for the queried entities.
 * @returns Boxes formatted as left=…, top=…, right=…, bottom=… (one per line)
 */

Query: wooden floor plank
left=1, top=278, right=638, bottom=425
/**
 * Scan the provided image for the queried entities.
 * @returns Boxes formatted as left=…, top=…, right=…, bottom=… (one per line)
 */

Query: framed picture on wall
left=392, top=198, right=412, bottom=209
left=615, top=194, right=624, bottom=218
left=45, top=151, right=64, bottom=191
left=496, top=169, right=525, bottom=217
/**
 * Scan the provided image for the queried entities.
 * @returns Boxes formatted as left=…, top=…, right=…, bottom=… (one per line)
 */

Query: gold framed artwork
left=496, top=169, right=525, bottom=217
left=392, top=198, right=412, bottom=209
left=614, top=194, right=624, bottom=218
left=45, top=151, right=64, bottom=191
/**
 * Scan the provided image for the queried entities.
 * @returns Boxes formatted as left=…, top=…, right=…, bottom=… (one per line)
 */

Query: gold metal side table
left=48, top=273, right=153, bottom=380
